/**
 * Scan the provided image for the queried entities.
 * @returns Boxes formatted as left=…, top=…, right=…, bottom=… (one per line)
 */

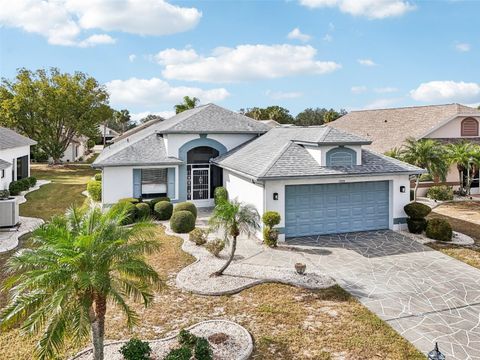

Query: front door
left=191, top=167, right=210, bottom=201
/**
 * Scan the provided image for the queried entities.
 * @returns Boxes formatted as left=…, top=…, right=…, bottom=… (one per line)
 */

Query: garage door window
left=326, top=147, right=356, bottom=166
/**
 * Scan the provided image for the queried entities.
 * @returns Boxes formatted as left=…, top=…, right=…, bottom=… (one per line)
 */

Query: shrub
left=178, top=329, right=197, bottom=348
left=8, top=181, right=23, bottom=196
left=18, top=178, right=30, bottom=191
left=194, top=337, right=213, bottom=360
left=154, top=201, right=173, bottom=220
left=110, top=201, right=137, bottom=225
left=149, top=196, right=171, bottom=210
left=262, top=211, right=281, bottom=247
left=189, top=228, right=208, bottom=245
left=205, top=238, right=225, bottom=257
left=407, top=218, right=427, bottom=234
left=426, top=218, right=453, bottom=242
left=94, top=173, right=102, bottom=181
left=262, top=211, right=281, bottom=228
left=263, top=228, right=279, bottom=247
left=87, top=139, right=95, bottom=149
left=119, top=338, right=152, bottom=360
left=135, top=202, right=151, bottom=219
left=173, top=202, right=197, bottom=218
left=27, top=176, right=37, bottom=187
left=426, top=185, right=454, bottom=201
left=164, top=347, right=192, bottom=360
left=118, top=197, right=140, bottom=204
left=170, top=210, right=196, bottom=233
left=87, top=180, right=102, bottom=201
left=214, top=186, right=228, bottom=205
left=0, top=190, right=10, bottom=199
left=419, top=173, right=433, bottom=182
left=404, top=202, right=431, bottom=219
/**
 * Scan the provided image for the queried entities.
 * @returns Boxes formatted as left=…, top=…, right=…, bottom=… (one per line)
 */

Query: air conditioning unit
left=0, top=197, right=19, bottom=227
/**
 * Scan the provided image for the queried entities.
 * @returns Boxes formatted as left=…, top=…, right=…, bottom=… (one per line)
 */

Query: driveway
left=237, top=230, right=480, bottom=359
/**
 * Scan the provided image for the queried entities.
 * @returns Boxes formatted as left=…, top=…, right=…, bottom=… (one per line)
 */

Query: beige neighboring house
left=61, top=135, right=88, bottom=162
left=329, top=103, right=480, bottom=195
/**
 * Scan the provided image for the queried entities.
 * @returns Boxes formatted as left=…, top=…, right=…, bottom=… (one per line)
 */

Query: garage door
left=285, top=181, right=389, bottom=238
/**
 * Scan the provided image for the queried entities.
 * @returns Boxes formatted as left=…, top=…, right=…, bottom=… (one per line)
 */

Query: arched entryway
left=186, top=146, right=223, bottom=203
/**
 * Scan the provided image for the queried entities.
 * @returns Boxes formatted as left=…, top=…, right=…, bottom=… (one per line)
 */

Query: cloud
left=363, top=98, right=400, bottom=109
left=131, top=110, right=175, bottom=122
left=455, top=43, right=471, bottom=52
left=128, top=54, right=137, bottom=62
left=323, top=34, right=333, bottom=42
left=155, top=44, right=341, bottom=83
left=357, top=58, right=377, bottom=66
left=105, top=77, right=230, bottom=108
left=265, top=90, right=303, bottom=99
left=374, top=86, right=398, bottom=93
left=287, top=28, right=312, bottom=42
left=299, top=0, right=415, bottom=19
left=410, top=81, right=480, bottom=103
left=0, top=0, right=201, bottom=46
left=351, top=86, right=368, bottom=94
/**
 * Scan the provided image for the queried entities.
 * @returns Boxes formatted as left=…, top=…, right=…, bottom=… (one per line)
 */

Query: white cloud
left=323, top=34, right=333, bottom=42
left=0, top=0, right=201, bottom=46
left=265, top=90, right=303, bottom=99
left=358, top=58, right=377, bottom=66
left=351, top=86, right=368, bottom=94
left=299, top=0, right=415, bottom=19
left=363, top=98, right=400, bottom=109
left=156, top=44, right=341, bottom=83
left=287, top=28, right=312, bottom=42
left=455, top=43, right=471, bottom=52
left=410, top=81, right=480, bottom=103
left=131, top=110, right=175, bottom=122
left=128, top=54, right=137, bottom=62
left=105, top=77, right=230, bottom=108
left=374, top=86, right=398, bottom=93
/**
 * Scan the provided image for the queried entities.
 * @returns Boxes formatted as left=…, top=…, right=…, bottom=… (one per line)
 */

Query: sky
left=1, top=0, right=480, bottom=121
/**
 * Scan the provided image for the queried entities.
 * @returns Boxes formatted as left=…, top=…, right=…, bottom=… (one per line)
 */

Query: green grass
left=19, top=164, right=98, bottom=221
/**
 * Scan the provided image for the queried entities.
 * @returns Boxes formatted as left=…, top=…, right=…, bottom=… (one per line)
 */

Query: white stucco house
left=0, top=127, right=36, bottom=190
left=93, top=104, right=423, bottom=240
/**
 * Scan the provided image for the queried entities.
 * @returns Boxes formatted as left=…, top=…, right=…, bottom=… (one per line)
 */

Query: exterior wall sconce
left=273, top=192, right=279, bottom=200
left=400, top=186, right=406, bottom=193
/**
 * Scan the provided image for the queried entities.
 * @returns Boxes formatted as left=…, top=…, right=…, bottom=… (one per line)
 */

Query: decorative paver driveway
left=239, top=231, right=480, bottom=359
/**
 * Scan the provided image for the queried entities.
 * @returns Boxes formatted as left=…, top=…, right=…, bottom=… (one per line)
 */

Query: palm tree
left=0, top=203, right=160, bottom=360
left=208, top=199, right=260, bottom=276
left=446, top=141, right=475, bottom=194
left=401, top=137, right=448, bottom=200
left=384, top=147, right=403, bottom=160
left=174, top=96, right=200, bottom=114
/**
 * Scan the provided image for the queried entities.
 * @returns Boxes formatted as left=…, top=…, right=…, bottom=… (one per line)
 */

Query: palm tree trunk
left=89, top=295, right=107, bottom=360
left=213, top=235, right=237, bottom=277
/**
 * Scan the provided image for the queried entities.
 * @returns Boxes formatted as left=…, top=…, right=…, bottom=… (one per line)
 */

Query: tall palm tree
left=208, top=199, right=260, bottom=276
left=401, top=137, right=448, bottom=200
left=446, top=141, right=475, bottom=194
left=174, top=96, right=200, bottom=114
left=0, top=203, right=160, bottom=360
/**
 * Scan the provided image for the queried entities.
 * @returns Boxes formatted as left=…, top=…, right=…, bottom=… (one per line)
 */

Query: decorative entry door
left=191, top=168, right=210, bottom=200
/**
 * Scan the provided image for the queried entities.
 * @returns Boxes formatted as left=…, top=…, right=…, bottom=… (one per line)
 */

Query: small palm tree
left=0, top=203, right=160, bottom=360
left=446, top=141, right=475, bottom=194
left=384, top=147, right=403, bottom=160
left=174, top=96, right=200, bottom=114
left=208, top=199, right=260, bottom=276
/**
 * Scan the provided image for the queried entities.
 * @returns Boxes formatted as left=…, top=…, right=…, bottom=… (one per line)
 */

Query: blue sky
left=1, top=0, right=479, bottom=121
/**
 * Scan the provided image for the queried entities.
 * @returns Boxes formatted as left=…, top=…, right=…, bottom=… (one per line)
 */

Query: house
left=61, top=135, right=88, bottom=162
left=329, top=103, right=480, bottom=195
left=93, top=104, right=422, bottom=240
left=0, top=127, right=36, bottom=190
left=97, top=125, right=119, bottom=145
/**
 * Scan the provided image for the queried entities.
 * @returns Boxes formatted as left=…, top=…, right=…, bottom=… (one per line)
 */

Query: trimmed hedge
left=9, top=181, right=23, bottom=196
left=154, top=201, right=173, bottom=220
left=170, top=210, right=195, bottom=233
left=407, top=218, right=427, bottom=234
left=87, top=180, right=102, bottom=201
left=118, top=197, right=140, bottom=204
left=149, top=196, right=171, bottom=210
left=135, top=202, right=151, bottom=219
left=214, top=186, right=228, bottom=205
left=119, top=338, right=151, bottom=360
left=404, top=202, right=431, bottom=219
left=426, top=218, right=453, bottom=242
left=27, top=176, right=37, bottom=187
left=426, top=185, right=454, bottom=201
left=173, top=202, right=197, bottom=218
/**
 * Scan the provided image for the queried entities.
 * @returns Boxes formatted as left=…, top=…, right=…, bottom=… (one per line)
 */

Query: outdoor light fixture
left=273, top=192, right=279, bottom=200
left=428, top=343, right=445, bottom=360
left=400, top=186, right=406, bottom=193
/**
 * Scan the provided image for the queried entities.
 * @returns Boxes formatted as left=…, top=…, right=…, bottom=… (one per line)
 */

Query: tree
left=174, top=96, right=199, bottom=114
left=0, top=203, right=160, bottom=360
left=208, top=199, right=260, bottom=276
left=295, top=108, right=347, bottom=126
left=242, top=106, right=294, bottom=124
left=401, top=138, right=448, bottom=200
left=0, top=68, right=111, bottom=163
left=384, top=147, right=403, bottom=160
left=113, top=109, right=132, bottom=133
left=140, top=114, right=165, bottom=124
left=446, top=141, right=480, bottom=195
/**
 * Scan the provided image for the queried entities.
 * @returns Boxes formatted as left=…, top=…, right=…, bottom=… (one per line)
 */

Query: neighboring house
left=112, top=115, right=165, bottom=144
left=97, top=125, right=119, bottom=145
left=61, top=135, right=88, bottom=162
left=0, top=127, right=36, bottom=190
left=329, top=103, right=480, bottom=195
left=93, top=104, right=422, bottom=240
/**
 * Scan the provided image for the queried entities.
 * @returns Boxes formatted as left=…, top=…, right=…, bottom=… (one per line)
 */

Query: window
left=141, top=168, right=167, bottom=199
left=1, top=169, right=4, bottom=179
left=461, top=117, right=479, bottom=136
left=326, top=147, right=356, bottom=166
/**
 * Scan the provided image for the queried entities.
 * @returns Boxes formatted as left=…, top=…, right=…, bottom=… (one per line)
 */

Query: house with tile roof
left=93, top=103, right=423, bottom=240
left=0, top=127, right=37, bottom=191
left=328, top=103, right=480, bottom=194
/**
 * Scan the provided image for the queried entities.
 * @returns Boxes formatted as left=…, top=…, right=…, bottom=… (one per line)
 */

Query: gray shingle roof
left=0, top=127, right=37, bottom=150
left=0, top=159, right=11, bottom=170
left=213, top=126, right=423, bottom=179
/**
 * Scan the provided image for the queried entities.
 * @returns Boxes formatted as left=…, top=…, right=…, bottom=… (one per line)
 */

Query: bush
left=407, top=218, right=427, bottom=234
left=8, top=181, right=23, bottom=196
left=205, top=238, right=225, bottom=257
left=119, top=197, right=140, bottom=204
left=194, top=338, right=213, bottom=360
left=262, top=211, right=281, bottom=228
left=87, top=139, right=95, bottom=149
left=94, top=173, right=102, bottom=181
left=164, top=347, right=192, bottom=360
left=404, top=202, right=431, bottom=219
left=27, top=176, right=37, bottom=187
left=214, top=186, right=228, bottom=205
left=135, top=202, right=151, bottom=219
left=18, top=178, right=30, bottom=191
left=170, top=210, right=196, bottom=233
left=154, top=201, right=173, bottom=220
left=263, top=228, right=279, bottom=247
left=178, top=329, right=197, bottom=348
left=262, top=211, right=281, bottom=247
left=173, top=202, right=197, bottom=218
left=419, top=173, right=433, bottom=182
left=189, top=228, right=208, bottom=246
left=87, top=180, right=102, bottom=201
left=0, top=190, right=9, bottom=199
left=110, top=201, right=137, bottom=225
left=149, top=196, right=171, bottom=210
left=119, top=338, right=152, bottom=360
left=426, top=218, right=453, bottom=242
left=426, top=185, right=454, bottom=201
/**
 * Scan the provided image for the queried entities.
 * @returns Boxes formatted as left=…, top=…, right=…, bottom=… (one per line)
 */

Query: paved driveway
left=238, top=230, right=480, bottom=359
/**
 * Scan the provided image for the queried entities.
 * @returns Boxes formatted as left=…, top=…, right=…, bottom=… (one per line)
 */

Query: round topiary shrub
left=214, top=186, right=228, bottom=205
left=149, top=196, right=171, bottom=210
left=404, top=202, right=431, bottom=219
left=189, top=228, right=208, bottom=245
left=426, top=218, right=453, bottom=242
left=110, top=202, right=137, bottom=225
left=173, top=202, right=197, bottom=218
left=154, top=201, right=173, bottom=220
left=27, top=176, right=37, bottom=187
left=118, top=197, right=140, bottom=204
left=135, top=202, right=151, bottom=219
left=407, top=218, right=427, bottom=234
left=262, top=211, right=281, bottom=228
left=94, top=173, right=102, bottom=181
left=119, top=338, right=152, bottom=360
left=170, top=210, right=196, bottom=233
